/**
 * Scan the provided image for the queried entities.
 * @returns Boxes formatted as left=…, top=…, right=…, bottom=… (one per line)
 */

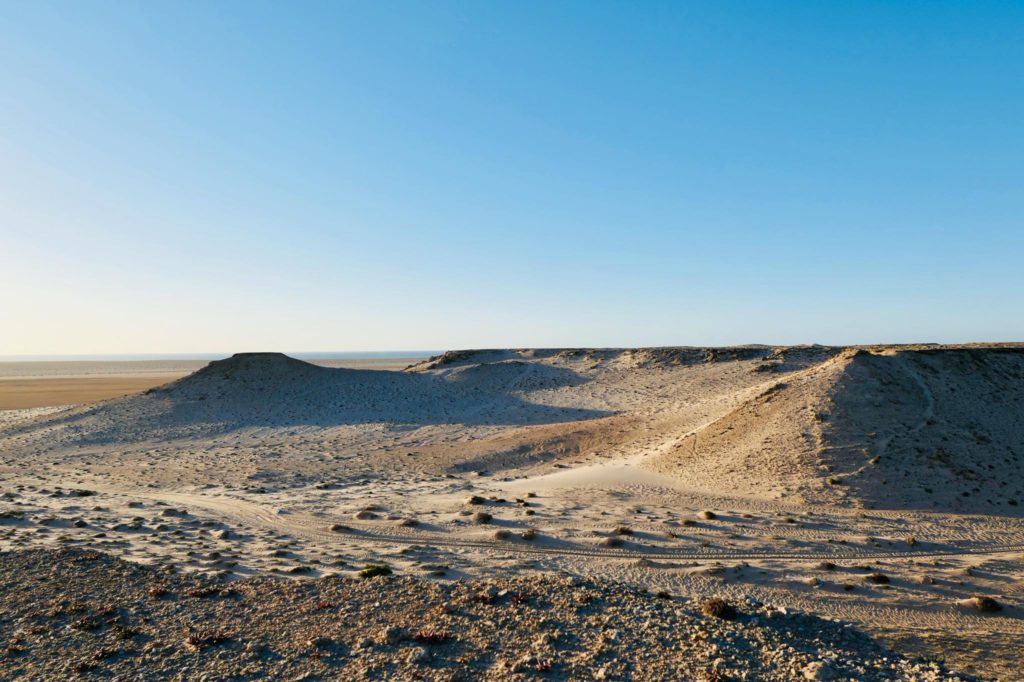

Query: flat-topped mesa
left=151, top=352, right=328, bottom=391
left=207, top=352, right=311, bottom=371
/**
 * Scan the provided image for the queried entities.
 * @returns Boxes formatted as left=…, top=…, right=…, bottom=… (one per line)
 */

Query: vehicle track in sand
left=99, top=488, right=1024, bottom=564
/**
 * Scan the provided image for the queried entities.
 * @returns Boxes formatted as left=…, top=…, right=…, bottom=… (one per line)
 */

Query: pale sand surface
left=1, top=346, right=1022, bottom=679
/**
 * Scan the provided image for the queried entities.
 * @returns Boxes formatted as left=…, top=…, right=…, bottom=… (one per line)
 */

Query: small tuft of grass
left=359, top=564, right=393, bottom=579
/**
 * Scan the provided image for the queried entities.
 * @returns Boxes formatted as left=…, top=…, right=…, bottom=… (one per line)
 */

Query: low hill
left=647, top=347, right=1024, bottom=513
left=2, top=352, right=610, bottom=445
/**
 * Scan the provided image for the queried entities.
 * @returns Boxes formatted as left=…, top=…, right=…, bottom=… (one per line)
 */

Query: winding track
left=104, top=488, right=1024, bottom=564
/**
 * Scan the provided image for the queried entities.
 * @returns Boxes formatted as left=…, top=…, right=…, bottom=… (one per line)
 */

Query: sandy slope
left=0, top=346, right=1022, bottom=679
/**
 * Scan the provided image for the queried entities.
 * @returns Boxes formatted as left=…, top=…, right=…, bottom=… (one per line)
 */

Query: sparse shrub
left=184, top=627, right=230, bottom=651
left=601, top=536, right=624, bottom=548
left=412, top=628, right=452, bottom=645
left=359, top=564, right=392, bottom=579
left=70, top=616, right=102, bottom=632
left=701, top=597, right=736, bottom=620
left=521, top=528, right=538, bottom=541
left=965, top=595, right=1003, bottom=613
left=699, top=511, right=717, bottom=520
left=185, top=585, right=218, bottom=598
left=473, top=511, right=493, bottom=524
left=613, top=525, right=633, bottom=536
left=111, top=623, right=139, bottom=641
left=866, top=572, right=889, bottom=584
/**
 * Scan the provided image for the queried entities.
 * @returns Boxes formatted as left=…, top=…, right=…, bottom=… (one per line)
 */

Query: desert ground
left=0, top=346, right=1021, bottom=680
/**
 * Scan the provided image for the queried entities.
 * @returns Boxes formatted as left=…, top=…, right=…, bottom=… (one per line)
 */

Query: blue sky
left=2, top=2, right=1022, bottom=354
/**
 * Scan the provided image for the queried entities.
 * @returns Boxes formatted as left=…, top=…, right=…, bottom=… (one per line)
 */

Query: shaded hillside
left=2, top=353, right=611, bottom=445
left=648, top=348, right=1024, bottom=513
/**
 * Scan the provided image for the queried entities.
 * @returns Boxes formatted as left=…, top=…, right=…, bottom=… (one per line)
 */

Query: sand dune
left=649, top=347, right=1024, bottom=513
left=1, top=345, right=1022, bottom=679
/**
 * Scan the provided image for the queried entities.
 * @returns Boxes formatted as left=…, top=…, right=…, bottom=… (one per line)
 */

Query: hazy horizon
left=2, top=2, right=1022, bottom=355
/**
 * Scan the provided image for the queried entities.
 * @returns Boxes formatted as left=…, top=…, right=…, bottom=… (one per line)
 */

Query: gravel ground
left=0, top=549, right=980, bottom=681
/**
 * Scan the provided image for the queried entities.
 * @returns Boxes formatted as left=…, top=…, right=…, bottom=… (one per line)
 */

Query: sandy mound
left=3, top=353, right=611, bottom=445
left=648, top=348, right=1024, bottom=513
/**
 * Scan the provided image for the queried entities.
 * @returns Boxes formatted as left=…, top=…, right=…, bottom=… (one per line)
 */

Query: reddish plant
left=412, top=628, right=452, bottom=645
left=184, top=628, right=231, bottom=651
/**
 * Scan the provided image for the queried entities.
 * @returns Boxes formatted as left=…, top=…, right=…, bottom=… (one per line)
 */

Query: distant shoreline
left=0, top=351, right=441, bottom=362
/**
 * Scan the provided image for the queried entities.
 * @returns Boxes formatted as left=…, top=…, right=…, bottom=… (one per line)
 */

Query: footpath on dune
left=646, top=347, right=1024, bottom=514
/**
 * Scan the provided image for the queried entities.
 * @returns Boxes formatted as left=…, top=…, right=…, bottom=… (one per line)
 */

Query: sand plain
left=0, top=346, right=1021, bottom=679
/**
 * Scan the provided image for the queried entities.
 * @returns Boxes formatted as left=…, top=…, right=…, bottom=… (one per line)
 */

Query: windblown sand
left=0, top=346, right=1021, bottom=679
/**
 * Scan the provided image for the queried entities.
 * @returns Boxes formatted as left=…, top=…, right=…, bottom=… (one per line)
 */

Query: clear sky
left=2, top=2, right=1022, bottom=355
